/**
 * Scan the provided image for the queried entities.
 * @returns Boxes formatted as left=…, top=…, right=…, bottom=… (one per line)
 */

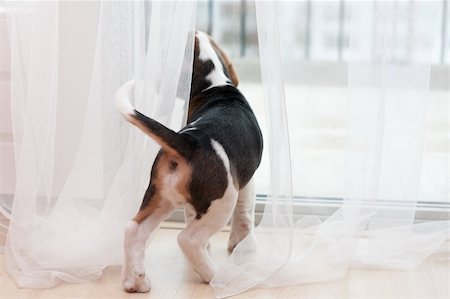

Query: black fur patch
left=133, top=111, right=196, bottom=159
left=139, top=151, right=162, bottom=211
left=140, top=183, right=156, bottom=211
left=189, top=147, right=228, bottom=219
left=190, top=37, right=215, bottom=99
left=183, top=86, right=263, bottom=218
left=137, top=35, right=262, bottom=219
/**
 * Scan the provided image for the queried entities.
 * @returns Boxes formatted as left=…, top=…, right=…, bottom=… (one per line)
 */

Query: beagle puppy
left=116, top=31, right=263, bottom=293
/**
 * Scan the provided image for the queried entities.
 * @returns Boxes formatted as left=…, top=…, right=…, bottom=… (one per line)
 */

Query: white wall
left=0, top=13, right=14, bottom=195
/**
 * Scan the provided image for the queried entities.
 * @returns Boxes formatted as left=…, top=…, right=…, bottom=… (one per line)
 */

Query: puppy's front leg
left=228, top=178, right=256, bottom=253
left=122, top=188, right=174, bottom=293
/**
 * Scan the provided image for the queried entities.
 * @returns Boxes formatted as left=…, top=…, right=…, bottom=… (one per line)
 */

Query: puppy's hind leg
left=178, top=189, right=238, bottom=283
left=122, top=185, right=174, bottom=293
left=184, top=205, right=211, bottom=250
left=228, top=178, right=256, bottom=253
left=183, top=205, right=196, bottom=224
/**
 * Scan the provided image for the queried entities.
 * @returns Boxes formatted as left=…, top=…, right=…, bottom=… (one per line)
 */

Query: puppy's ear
left=208, top=37, right=239, bottom=87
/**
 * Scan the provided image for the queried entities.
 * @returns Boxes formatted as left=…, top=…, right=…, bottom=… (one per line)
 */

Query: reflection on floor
left=0, top=227, right=449, bottom=299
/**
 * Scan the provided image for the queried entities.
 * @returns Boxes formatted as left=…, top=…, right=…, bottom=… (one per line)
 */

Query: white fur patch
left=228, top=178, right=256, bottom=253
left=179, top=127, right=197, bottom=133
left=211, top=139, right=230, bottom=172
left=179, top=117, right=203, bottom=134
left=189, top=117, right=203, bottom=126
left=115, top=80, right=136, bottom=117
left=161, top=173, right=187, bottom=207
left=196, top=32, right=230, bottom=89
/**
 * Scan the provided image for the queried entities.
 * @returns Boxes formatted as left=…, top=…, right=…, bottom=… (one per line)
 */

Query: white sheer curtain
left=0, top=0, right=448, bottom=297
left=211, top=1, right=449, bottom=297
left=1, top=1, right=195, bottom=288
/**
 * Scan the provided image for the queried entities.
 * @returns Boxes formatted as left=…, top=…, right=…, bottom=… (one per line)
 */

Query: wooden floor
left=0, top=226, right=449, bottom=299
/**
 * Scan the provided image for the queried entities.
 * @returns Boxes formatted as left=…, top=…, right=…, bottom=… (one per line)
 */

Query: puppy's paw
left=227, top=238, right=238, bottom=253
left=122, top=261, right=150, bottom=293
left=193, top=264, right=218, bottom=284
left=227, top=232, right=245, bottom=253
left=228, top=231, right=257, bottom=254
left=123, top=269, right=151, bottom=293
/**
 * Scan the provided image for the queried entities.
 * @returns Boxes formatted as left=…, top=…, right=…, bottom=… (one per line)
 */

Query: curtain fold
left=2, top=1, right=195, bottom=288
left=211, top=1, right=449, bottom=297
left=211, top=1, right=295, bottom=296
left=345, top=1, right=449, bottom=269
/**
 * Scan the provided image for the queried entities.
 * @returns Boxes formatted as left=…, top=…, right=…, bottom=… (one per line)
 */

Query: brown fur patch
left=176, top=162, right=192, bottom=202
left=133, top=194, right=162, bottom=223
left=133, top=151, right=192, bottom=223
left=159, top=152, right=193, bottom=203
left=187, top=95, right=205, bottom=121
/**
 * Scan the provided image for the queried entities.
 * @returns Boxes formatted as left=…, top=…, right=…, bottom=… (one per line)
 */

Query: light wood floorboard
left=0, top=227, right=449, bottom=299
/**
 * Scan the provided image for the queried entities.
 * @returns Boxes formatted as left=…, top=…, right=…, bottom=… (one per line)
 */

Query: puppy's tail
left=115, top=80, right=194, bottom=158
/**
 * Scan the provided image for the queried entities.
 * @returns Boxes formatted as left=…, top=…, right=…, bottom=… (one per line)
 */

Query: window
left=173, top=0, right=450, bottom=224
